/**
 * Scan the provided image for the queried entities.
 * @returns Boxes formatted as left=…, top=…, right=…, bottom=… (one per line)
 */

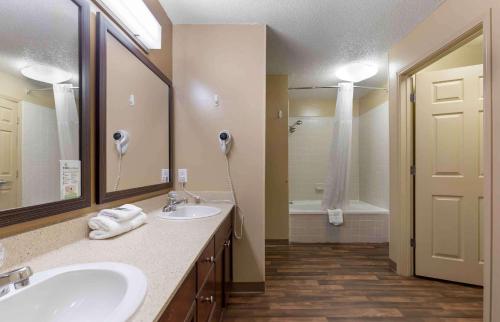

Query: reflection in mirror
left=0, top=0, right=82, bottom=211
left=106, top=34, right=170, bottom=192
left=97, top=14, right=172, bottom=203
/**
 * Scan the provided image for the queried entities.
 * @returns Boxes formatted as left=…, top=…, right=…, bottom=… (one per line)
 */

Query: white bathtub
left=289, top=200, right=389, bottom=243
left=289, top=200, right=389, bottom=215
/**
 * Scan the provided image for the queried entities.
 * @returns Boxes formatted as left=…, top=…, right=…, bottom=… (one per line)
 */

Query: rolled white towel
left=89, top=212, right=147, bottom=240
left=328, top=208, right=344, bottom=226
left=98, top=204, right=143, bottom=222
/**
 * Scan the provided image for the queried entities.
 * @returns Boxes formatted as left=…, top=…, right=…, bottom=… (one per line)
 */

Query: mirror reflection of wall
left=0, top=0, right=81, bottom=211
left=104, top=31, right=170, bottom=193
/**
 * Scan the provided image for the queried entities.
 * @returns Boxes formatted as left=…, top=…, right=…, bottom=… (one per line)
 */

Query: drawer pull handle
left=224, top=240, right=231, bottom=247
left=201, top=295, right=214, bottom=304
left=204, top=256, right=215, bottom=263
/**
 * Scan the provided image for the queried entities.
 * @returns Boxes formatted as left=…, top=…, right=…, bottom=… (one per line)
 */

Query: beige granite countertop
left=1, top=195, right=233, bottom=322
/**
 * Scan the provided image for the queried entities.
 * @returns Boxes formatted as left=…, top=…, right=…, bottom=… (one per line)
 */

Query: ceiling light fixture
left=335, top=62, right=378, bottom=83
left=21, top=64, right=72, bottom=84
left=98, top=0, right=162, bottom=50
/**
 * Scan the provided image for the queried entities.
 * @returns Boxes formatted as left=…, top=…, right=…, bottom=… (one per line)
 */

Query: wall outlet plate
left=161, top=169, right=169, bottom=183
left=178, top=168, right=188, bottom=183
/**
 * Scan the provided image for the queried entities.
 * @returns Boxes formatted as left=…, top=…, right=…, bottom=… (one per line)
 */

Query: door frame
left=0, top=95, right=21, bottom=209
left=393, top=12, right=492, bottom=320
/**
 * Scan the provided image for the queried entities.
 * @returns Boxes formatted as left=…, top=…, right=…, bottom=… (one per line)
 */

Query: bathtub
left=289, top=200, right=389, bottom=243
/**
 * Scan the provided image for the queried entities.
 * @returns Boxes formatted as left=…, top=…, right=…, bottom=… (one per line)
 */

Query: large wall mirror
left=96, top=14, right=172, bottom=204
left=0, top=0, right=90, bottom=226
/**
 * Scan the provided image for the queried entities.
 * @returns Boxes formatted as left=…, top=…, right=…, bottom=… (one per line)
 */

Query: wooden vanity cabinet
left=159, top=213, right=233, bottom=322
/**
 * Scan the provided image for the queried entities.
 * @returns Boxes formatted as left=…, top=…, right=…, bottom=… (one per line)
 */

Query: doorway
left=413, top=34, right=484, bottom=285
left=0, top=96, right=19, bottom=210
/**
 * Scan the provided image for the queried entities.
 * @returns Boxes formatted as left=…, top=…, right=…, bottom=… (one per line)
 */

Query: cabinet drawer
left=215, top=213, right=232, bottom=256
left=197, top=268, right=216, bottom=322
left=158, top=268, right=196, bottom=322
left=197, top=238, right=215, bottom=288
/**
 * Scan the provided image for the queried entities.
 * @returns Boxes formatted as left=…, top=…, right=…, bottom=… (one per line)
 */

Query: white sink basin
left=159, top=205, right=221, bottom=220
left=0, top=262, right=147, bottom=322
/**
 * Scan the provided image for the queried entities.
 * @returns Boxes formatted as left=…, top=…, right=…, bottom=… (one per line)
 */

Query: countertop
left=9, top=198, right=234, bottom=322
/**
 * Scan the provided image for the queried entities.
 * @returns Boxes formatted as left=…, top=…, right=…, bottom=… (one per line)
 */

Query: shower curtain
left=53, top=84, right=79, bottom=160
left=321, top=82, right=354, bottom=210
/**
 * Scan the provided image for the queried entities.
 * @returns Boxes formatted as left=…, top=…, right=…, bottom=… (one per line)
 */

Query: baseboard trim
left=389, top=258, right=397, bottom=272
left=265, top=239, right=289, bottom=245
left=231, top=282, right=265, bottom=293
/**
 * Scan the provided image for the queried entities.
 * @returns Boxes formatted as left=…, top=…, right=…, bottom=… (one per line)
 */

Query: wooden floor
left=223, top=243, right=483, bottom=322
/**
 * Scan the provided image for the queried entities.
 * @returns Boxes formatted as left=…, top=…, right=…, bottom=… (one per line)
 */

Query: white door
left=0, top=97, right=19, bottom=210
left=415, top=64, right=484, bottom=286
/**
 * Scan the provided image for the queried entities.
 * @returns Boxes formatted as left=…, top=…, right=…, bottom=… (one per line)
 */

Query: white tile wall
left=288, top=114, right=359, bottom=201
left=290, top=213, right=389, bottom=243
left=359, top=100, right=389, bottom=209
left=21, top=101, right=61, bottom=207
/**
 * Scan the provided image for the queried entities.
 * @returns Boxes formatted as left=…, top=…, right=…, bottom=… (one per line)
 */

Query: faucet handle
left=168, top=191, right=177, bottom=199
left=8, top=266, right=32, bottom=289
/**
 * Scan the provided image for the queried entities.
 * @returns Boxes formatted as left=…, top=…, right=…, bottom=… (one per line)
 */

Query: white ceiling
left=160, top=0, right=443, bottom=98
left=0, top=0, right=79, bottom=88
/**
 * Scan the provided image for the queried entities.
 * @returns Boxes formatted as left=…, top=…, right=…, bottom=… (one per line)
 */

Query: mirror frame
left=0, top=0, right=91, bottom=227
left=96, top=13, right=173, bottom=204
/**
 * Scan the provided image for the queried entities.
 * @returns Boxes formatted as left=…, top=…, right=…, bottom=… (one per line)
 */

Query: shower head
left=289, top=119, right=303, bottom=134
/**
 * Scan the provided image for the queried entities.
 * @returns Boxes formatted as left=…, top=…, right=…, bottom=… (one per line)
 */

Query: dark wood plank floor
left=224, top=243, right=483, bottom=322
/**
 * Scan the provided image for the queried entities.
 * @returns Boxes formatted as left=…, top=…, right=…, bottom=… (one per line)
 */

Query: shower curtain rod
left=26, top=86, right=79, bottom=95
left=288, top=85, right=387, bottom=91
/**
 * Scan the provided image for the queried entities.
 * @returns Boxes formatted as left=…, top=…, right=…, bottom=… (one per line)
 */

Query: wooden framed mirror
left=0, top=0, right=91, bottom=227
left=96, top=13, right=173, bottom=204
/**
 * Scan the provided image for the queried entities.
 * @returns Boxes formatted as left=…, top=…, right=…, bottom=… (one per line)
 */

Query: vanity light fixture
left=335, top=62, right=378, bottom=83
left=20, top=64, right=72, bottom=84
left=97, top=0, right=162, bottom=50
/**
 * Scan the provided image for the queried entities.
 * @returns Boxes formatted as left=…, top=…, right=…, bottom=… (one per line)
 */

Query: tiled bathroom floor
left=223, top=242, right=483, bottom=321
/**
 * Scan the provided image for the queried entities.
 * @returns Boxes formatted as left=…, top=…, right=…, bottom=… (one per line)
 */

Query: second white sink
left=159, top=205, right=221, bottom=220
left=0, top=262, right=147, bottom=322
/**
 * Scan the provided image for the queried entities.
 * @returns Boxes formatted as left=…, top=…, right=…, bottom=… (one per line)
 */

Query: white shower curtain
left=321, top=82, right=354, bottom=210
left=53, top=84, right=79, bottom=160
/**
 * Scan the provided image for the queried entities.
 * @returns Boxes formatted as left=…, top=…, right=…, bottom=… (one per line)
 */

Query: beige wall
left=0, top=0, right=173, bottom=238
left=359, top=90, right=389, bottom=209
left=0, top=70, right=55, bottom=108
left=105, top=34, right=170, bottom=192
left=173, top=25, right=266, bottom=283
left=265, top=75, right=289, bottom=240
left=421, top=35, right=483, bottom=72
left=388, top=1, right=500, bottom=319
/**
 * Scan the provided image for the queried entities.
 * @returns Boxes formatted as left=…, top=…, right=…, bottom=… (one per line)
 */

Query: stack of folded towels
left=88, top=204, right=147, bottom=240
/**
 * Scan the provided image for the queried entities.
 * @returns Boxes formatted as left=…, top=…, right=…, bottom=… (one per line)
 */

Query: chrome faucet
left=0, top=266, right=33, bottom=297
left=163, top=192, right=187, bottom=212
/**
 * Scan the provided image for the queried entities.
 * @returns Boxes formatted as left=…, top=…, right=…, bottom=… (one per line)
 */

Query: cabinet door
left=158, top=269, right=196, bottom=322
left=197, top=268, right=216, bottom=322
left=223, top=234, right=233, bottom=307
left=214, top=251, right=223, bottom=320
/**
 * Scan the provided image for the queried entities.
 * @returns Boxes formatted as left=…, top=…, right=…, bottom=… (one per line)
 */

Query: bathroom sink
left=0, top=262, right=147, bottom=322
left=160, top=205, right=221, bottom=220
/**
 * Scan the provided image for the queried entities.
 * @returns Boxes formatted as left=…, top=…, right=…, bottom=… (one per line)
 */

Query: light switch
left=129, top=94, right=135, bottom=107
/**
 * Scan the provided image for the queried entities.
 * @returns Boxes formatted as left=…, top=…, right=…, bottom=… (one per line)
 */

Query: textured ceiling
left=160, top=0, right=442, bottom=97
left=0, top=0, right=79, bottom=87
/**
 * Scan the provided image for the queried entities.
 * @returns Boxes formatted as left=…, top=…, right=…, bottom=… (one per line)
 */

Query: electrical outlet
left=161, top=169, right=169, bottom=183
left=178, top=168, right=188, bottom=183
